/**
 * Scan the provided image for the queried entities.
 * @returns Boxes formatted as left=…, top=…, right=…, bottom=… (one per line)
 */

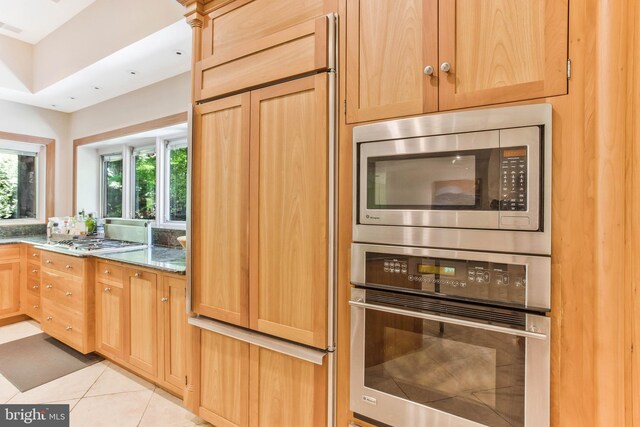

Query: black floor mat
left=0, top=333, right=102, bottom=392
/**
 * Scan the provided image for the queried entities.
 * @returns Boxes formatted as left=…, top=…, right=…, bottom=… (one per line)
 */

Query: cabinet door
left=249, top=346, right=327, bottom=427
left=250, top=75, right=328, bottom=348
left=95, top=281, right=124, bottom=359
left=124, top=269, right=158, bottom=376
left=200, top=330, right=249, bottom=427
left=438, top=0, right=568, bottom=110
left=0, top=260, right=20, bottom=316
left=193, top=94, right=250, bottom=327
left=346, top=0, right=438, bottom=123
left=160, top=275, right=187, bottom=392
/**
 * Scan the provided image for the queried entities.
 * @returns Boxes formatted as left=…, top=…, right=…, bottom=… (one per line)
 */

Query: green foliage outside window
left=134, top=151, right=157, bottom=219
left=169, top=147, right=188, bottom=221
left=0, top=154, right=18, bottom=219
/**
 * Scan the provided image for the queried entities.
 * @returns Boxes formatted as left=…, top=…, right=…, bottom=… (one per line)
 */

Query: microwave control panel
left=500, top=146, right=528, bottom=212
left=367, top=252, right=527, bottom=307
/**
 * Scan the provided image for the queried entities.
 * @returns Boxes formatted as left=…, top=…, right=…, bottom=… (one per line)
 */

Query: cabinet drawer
left=41, top=251, right=84, bottom=277
left=0, top=245, right=21, bottom=260
left=96, top=261, right=124, bottom=284
left=26, top=246, right=41, bottom=260
left=41, top=270, right=84, bottom=311
left=25, top=292, right=41, bottom=321
left=27, top=261, right=41, bottom=282
left=26, top=278, right=41, bottom=295
left=42, top=303, right=84, bottom=350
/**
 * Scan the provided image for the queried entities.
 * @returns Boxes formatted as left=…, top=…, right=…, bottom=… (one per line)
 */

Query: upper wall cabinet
left=194, top=0, right=337, bottom=101
left=346, top=0, right=569, bottom=122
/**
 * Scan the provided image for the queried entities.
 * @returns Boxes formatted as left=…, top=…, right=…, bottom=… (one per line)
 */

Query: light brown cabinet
left=198, top=329, right=327, bottom=427
left=24, top=245, right=42, bottom=321
left=40, top=250, right=94, bottom=353
left=95, top=261, right=186, bottom=396
left=346, top=0, right=569, bottom=122
left=193, top=75, right=328, bottom=349
left=0, top=253, right=20, bottom=317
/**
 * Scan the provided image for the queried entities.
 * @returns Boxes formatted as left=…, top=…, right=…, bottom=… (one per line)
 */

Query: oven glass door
left=358, top=127, right=541, bottom=230
left=350, top=290, right=550, bottom=427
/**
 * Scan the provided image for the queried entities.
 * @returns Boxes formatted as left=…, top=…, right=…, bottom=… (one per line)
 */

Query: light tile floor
left=0, top=320, right=210, bottom=427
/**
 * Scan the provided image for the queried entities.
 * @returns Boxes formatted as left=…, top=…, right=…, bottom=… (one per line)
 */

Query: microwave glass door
left=358, top=127, right=541, bottom=230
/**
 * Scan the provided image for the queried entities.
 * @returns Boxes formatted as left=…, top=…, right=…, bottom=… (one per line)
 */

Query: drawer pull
left=32, top=285, right=39, bottom=290
left=104, top=287, right=111, bottom=293
left=65, top=326, right=72, bottom=331
left=160, top=297, right=168, bottom=303
left=104, top=270, right=110, bottom=275
left=32, top=253, right=39, bottom=257
left=33, top=305, right=39, bottom=309
left=46, top=316, right=52, bottom=321
left=65, top=291, right=72, bottom=297
left=134, top=272, right=141, bottom=278
left=45, top=260, right=52, bottom=264
left=65, top=264, right=72, bottom=269
left=31, top=269, right=39, bottom=273
left=45, top=284, right=53, bottom=289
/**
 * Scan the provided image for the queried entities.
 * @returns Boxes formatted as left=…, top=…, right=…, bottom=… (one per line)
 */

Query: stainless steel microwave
left=353, top=104, right=552, bottom=255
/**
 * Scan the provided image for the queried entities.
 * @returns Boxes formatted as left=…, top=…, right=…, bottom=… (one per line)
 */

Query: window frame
left=0, top=142, right=46, bottom=224
left=130, top=145, right=158, bottom=220
left=158, top=138, right=188, bottom=228
left=99, top=152, right=124, bottom=219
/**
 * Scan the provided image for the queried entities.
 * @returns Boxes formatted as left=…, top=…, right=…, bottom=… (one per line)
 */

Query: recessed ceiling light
left=51, top=104, right=57, bottom=107
left=174, top=50, right=184, bottom=56
left=92, top=86, right=101, bottom=90
left=128, top=70, right=138, bottom=76
left=69, top=97, right=76, bottom=100
left=0, top=21, right=23, bottom=34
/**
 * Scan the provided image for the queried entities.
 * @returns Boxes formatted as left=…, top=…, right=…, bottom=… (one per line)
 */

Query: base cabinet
left=199, top=329, right=327, bottom=427
left=0, top=245, right=21, bottom=318
left=95, top=261, right=186, bottom=397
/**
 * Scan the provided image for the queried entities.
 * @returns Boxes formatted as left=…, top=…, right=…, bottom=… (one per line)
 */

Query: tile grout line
left=136, top=386, right=157, bottom=427
left=71, top=361, right=111, bottom=413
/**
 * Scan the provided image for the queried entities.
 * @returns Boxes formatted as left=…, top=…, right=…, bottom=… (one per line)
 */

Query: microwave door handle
left=349, top=299, right=548, bottom=341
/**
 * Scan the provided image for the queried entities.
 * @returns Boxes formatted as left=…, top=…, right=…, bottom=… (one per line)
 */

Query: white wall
left=76, top=146, right=100, bottom=214
left=69, top=72, right=190, bottom=140
left=0, top=99, right=71, bottom=217
left=0, top=35, right=31, bottom=92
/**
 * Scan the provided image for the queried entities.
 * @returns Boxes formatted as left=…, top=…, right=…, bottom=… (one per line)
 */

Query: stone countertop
left=0, top=234, right=186, bottom=274
left=93, top=247, right=186, bottom=274
left=0, top=235, right=50, bottom=245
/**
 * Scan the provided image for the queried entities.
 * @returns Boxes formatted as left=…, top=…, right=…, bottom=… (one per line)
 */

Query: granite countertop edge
left=0, top=235, right=186, bottom=274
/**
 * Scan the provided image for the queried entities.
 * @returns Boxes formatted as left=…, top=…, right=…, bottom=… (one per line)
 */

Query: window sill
left=0, top=219, right=45, bottom=226
left=154, top=222, right=187, bottom=231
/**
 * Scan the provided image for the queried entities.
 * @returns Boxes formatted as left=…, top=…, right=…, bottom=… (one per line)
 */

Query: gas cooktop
left=44, top=238, right=147, bottom=254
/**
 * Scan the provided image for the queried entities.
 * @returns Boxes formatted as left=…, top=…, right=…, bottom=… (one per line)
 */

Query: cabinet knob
left=46, top=316, right=52, bottom=321
left=65, top=291, right=72, bottom=297
left=104, top=287, right=111, bottom=293
left=45, top=260, right=52, bottom=264
left=65, top=326, right=72, bottom=331
left=423, top=65, right=434, bottom=76
left=65, top=264, right=72, bottom=269
left=440, top=62, right=451, bottom=73
left=32, top=285, right=39, bottom=290
left=160, top=297, right=169, bottom=303
left=32, top=269, right=38, bottom=273
left=32, top=253, right=39, bottom=257
left=33, top=305, right=39, bottom=309
left=104, top=270, right=110, bottom=275
left=134, top=272, right=141, bottom=278
left=45, top=284, right=53, bottom=289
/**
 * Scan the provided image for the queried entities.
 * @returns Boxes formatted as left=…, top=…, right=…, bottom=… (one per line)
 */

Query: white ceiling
left=0, top=0, right=98, bottom=44
left=0, top=0, right=191, bottom=113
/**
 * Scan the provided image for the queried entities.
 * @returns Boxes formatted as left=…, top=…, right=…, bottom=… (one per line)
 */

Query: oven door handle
left=349, top=299, right=548, bottom=340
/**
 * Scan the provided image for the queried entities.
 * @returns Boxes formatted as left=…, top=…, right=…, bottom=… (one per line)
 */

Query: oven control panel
left=367, top=252, right=527, bottom=307
left=500, top=146, right=528, bottom=212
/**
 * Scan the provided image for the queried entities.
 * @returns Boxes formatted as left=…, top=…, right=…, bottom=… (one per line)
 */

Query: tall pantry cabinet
left=185, top=0, right=336, bottom=425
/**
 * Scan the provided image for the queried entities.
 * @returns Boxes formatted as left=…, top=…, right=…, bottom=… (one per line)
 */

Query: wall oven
left=353, top=104, right=552, bottom=255
left=350, top=244, right=551, bottom=427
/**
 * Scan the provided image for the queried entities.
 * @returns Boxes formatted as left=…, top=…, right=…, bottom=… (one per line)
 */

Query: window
left=166, top=141, right=188, bottom=222
left=97, top=135, right=188, bottom=226
left=101, top=154, right=123, bottom=218
left=0, top=149, right=39, bottom=220
left=132, top=148, right=157, bottom=220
